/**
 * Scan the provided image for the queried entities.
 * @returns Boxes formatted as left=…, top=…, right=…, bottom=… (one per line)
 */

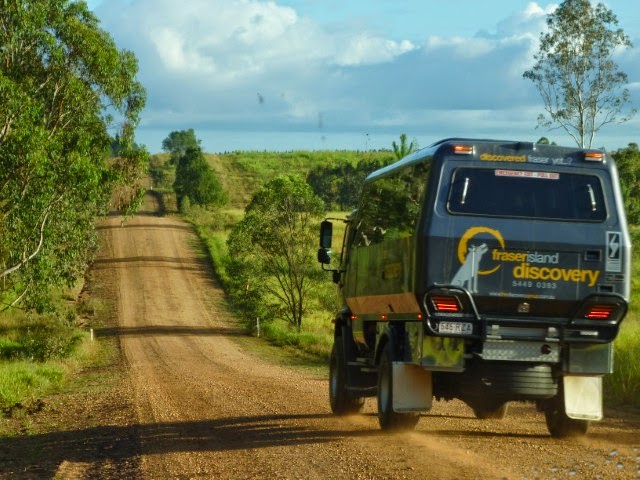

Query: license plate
left=438, top=321, right=473, bottom=335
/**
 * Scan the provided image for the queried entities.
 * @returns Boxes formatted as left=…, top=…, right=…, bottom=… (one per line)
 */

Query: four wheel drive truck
left=317, top=138, right=630, bottom=437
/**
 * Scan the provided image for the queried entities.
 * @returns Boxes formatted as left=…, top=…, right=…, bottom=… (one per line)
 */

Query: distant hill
left=204, top=150, right=395, bottom=208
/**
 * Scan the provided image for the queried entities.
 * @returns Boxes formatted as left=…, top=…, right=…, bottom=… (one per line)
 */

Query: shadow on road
left=94, top=325, right=246, bottom=337
left=0, top=412, right=374, bottom=478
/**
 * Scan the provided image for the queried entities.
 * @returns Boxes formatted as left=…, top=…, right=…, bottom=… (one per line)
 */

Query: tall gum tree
left=227, top=175, right=324, bottom=331
left=523, top=0, right=636, bottom=148
left=0, top=0, right=147, bottom=311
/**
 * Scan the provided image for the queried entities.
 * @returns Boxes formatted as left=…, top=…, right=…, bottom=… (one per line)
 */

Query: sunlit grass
left=0, top=361, right=66, bottom=408
left=606, top=318, right=640, bottom=406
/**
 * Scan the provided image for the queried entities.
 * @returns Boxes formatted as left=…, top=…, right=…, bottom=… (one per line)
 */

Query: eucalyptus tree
left=523, top=0, right=635, bottom=148
left=0, top=0, right=146, bottom=311
left=227, top=175, right=324, bottom=331
left=173, top=147, right=227, bottom=210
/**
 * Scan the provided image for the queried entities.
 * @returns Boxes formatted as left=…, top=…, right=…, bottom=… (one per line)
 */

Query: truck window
left=355, top=162, right=431, bottom=246
left=447, top=167, right=607, bottom=222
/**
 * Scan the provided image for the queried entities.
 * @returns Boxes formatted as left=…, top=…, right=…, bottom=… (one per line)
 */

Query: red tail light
left=585, top=305, right=616, bottom=320
left=431, top=296, right=461, bottom=313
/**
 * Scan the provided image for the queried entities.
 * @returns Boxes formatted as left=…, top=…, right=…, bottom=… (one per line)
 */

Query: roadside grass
left=0, top=361, right=66, bottom=412
left=606, top=318, right=640, bottom=406
left=0, top=288, right=116, bottom=416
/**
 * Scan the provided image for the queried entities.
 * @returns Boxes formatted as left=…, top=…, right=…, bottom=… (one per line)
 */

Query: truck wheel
left=329, top=341, right=364, bottom=415
left=543, top=392, right=589, bottom=438
left=377, top=343, right=420, bottom=430
left=473, top=402, right=509, bottom=420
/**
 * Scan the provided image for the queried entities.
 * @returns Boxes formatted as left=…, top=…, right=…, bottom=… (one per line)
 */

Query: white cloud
left=94, top=1, right=639, bottom=151
left=425, top=36, right=494, bottom=58
left=336, top=35, right=416, bottom=66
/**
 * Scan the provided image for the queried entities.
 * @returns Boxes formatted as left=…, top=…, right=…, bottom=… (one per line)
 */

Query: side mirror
left=320, top=220, right=333, bottom=249
left=317, top=247, right=331, bottom=265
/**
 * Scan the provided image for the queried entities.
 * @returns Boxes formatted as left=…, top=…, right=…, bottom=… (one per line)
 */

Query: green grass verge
left=0, top=361, right=66, bottom=410
left=606, top=319, right=640, bottom=406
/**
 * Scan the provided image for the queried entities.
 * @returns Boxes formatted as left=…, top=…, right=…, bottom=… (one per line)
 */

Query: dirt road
left=41, top=196, right=640, bottom=478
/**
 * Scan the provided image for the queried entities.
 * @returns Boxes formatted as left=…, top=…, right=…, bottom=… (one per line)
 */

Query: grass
left=0, top=282, right=116, bottom=414
left=0, top=361, right=66, bottom=411
left=606, top=320, right=640, bottom=406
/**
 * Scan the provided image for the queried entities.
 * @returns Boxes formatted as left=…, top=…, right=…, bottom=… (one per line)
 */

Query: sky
left=86, top=0, right=640, bottom=153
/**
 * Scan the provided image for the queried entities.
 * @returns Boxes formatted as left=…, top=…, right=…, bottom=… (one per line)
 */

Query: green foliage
left=605, top=321, right=640, bottom=407
left=306, top=156, right=393, bottom=210
left=149, top=153, right=175, bottom=190
left=227, top=175, right=325, bottom=330
left=392, top=133, right=418, bottom=159
left=173, top=147, right=228, bottom=210
left=162, top=128, right=201, bottom=162
left=612, top=143, right=640, bottom=224
left=523, top=0, right=635, bottom=148
left=0, top=361, right=66, bottom=409
left=0, top=312, right=85, bottom=362
left=536, top=137, right=557, bottom=145
left=0, top=0, right=147, bottom=311
left=210, top=150, right=394, bottom=208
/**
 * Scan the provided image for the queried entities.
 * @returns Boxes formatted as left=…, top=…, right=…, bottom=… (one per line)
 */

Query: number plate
left=438, top=321, right=473, bottom=335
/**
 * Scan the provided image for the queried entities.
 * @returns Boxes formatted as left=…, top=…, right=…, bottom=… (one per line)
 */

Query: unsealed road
left=57, top=195, right=640, bottom=479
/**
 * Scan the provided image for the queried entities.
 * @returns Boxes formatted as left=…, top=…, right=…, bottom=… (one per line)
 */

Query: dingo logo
left=452, top=226, right=601, bottom=290
left=452, top=227, right=505, bottom=292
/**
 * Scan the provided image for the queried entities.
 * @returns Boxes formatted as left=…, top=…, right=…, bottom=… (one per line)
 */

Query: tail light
left=423, top=287, right=478, bottom=337
left=573, top=295, right=627, bottom=325
left=584, top=305, right=616, bottom=320
left=430, top=295, right=461, bottom=313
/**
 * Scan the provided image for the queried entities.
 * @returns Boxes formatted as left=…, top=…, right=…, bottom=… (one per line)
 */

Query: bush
left=0, top=313, right=85, bottom=362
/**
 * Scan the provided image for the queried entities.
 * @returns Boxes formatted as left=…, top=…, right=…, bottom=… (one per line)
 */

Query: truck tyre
left=377, top=342, right=420, bottom=430
left=543, top=388, right=589, bottom=438
left=329, top=341, right=364, bottom=415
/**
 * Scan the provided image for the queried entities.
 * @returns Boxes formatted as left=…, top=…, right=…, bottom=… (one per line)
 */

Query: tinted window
left=354, top=162, right=431, bottom=246
left=448, top=168, right=607, bottom=221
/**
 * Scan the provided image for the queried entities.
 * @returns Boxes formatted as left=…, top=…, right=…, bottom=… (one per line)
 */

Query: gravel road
left=52, top=194, right=640, bottom=479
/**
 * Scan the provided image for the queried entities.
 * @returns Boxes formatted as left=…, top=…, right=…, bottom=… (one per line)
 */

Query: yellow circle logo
left=457, top=226, right=505, bottom=275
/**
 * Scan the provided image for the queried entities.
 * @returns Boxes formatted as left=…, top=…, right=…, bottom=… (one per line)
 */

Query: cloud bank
left=96, top=0, right=640, bottom=151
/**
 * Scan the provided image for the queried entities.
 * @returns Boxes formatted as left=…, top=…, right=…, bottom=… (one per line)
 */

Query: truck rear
left=318, top=138, right=630, bottom=437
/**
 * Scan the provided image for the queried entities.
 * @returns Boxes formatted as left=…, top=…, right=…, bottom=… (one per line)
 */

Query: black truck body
left=318, top=138, right=630, bottom=436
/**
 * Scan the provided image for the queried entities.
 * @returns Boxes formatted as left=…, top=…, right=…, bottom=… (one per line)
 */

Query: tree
left=612, top=143, right=640, bottom=224
left=306, top=156, right=393, bottom=210
left=162, top=129, right=201, bottom=162
left=0, top=0, right=146, bottom=311
left=173, top=147, right=227, bottom=210
left=227, top=175, right=324, bottom=331
left=536, top=137, right=557, bottom=145
left=392, top=133, right=418, bottom=159
left=523, top=0, right=636, bottom=148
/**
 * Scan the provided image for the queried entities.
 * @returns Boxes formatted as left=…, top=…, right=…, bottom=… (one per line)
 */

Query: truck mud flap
left=564, top=375, right=603, bottom=421
left=392, top=363, right=432, bottom=412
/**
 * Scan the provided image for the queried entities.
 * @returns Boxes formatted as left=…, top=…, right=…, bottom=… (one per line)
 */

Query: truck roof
left=366, top=138, right=611, bottom=183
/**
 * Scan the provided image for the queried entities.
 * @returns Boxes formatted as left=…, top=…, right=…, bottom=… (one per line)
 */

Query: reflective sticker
left=606, top=231, right=622, bottom=273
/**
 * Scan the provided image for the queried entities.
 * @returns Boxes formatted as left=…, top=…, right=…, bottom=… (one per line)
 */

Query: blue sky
left=87, top=0, right=640, bottom=153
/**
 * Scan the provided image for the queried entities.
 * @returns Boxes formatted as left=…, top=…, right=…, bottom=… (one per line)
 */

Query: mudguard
left=564, top=375, right=603, bottom=420
left=392, top=363, right=433, bottom=412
